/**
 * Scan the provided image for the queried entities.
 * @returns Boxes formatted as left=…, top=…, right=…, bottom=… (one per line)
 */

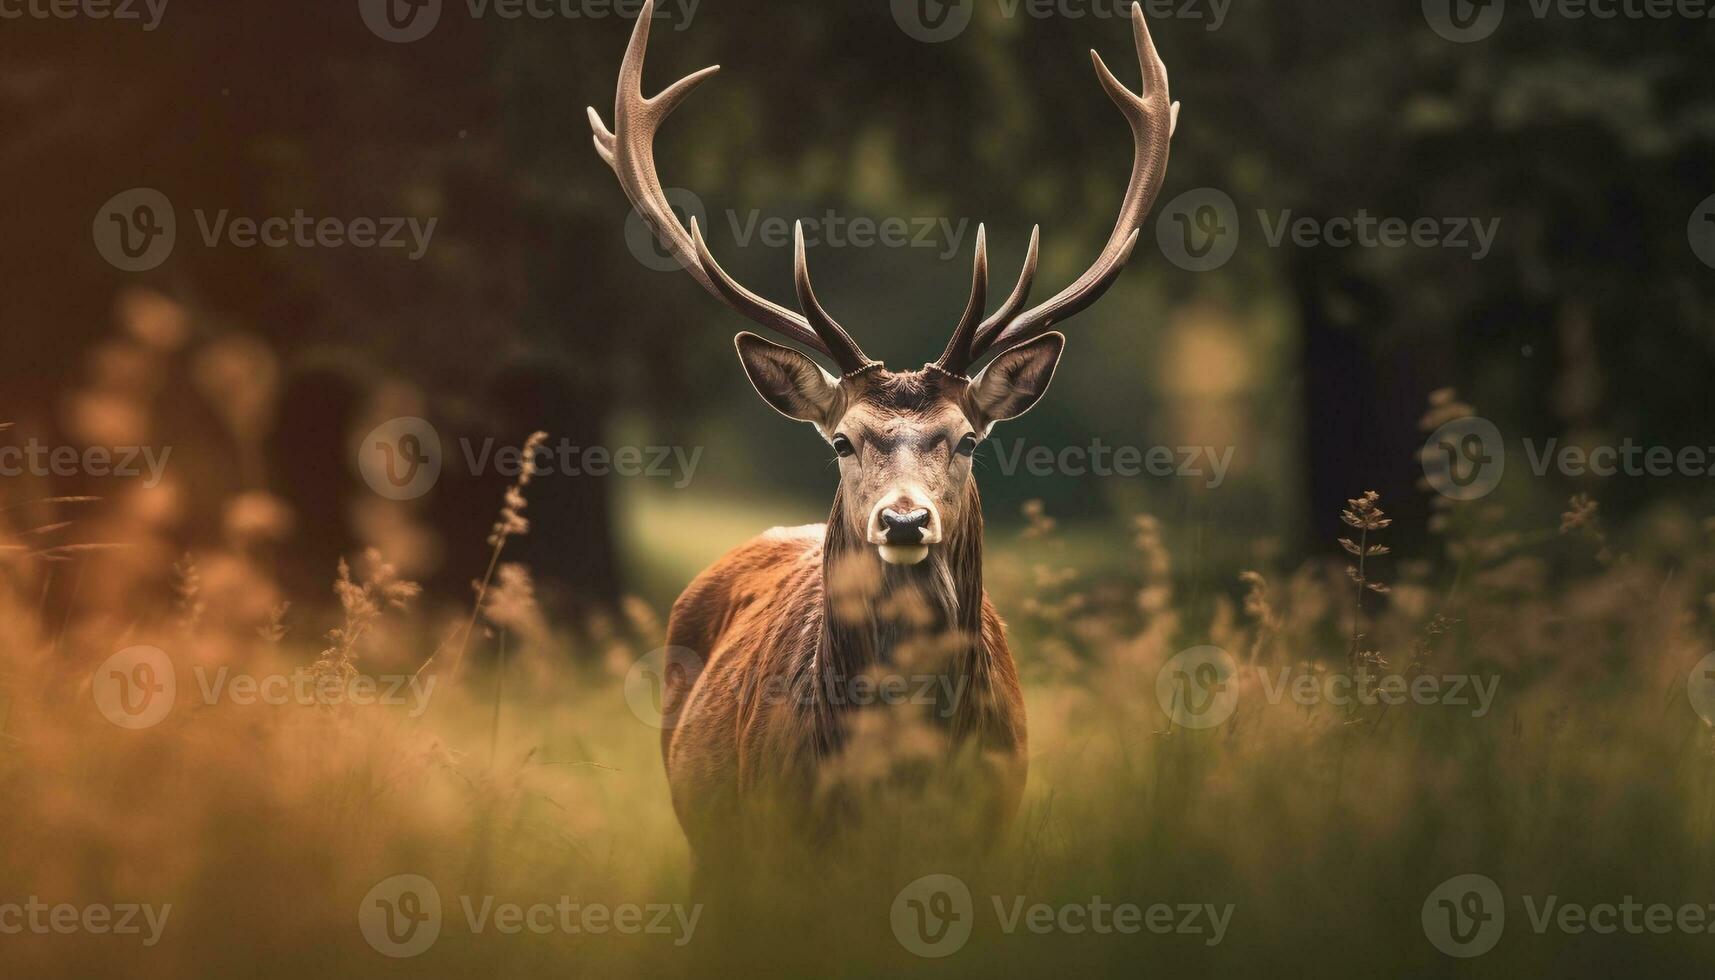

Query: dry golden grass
left=4, top=298, right=1715, bottom=976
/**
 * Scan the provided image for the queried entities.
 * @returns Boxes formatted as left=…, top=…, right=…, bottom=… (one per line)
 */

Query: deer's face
left=736, top=332, right=1064, bottom=566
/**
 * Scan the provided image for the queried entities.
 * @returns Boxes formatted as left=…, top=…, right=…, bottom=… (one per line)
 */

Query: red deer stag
left=590, top=1, right=1177, bottom=863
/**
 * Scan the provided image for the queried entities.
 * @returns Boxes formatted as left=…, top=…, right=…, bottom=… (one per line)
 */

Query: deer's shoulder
left=667, top=526, right=825, bottom=646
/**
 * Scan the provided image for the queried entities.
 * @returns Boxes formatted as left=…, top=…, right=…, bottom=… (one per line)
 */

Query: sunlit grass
left=5, top=472, right=1715, bottom=977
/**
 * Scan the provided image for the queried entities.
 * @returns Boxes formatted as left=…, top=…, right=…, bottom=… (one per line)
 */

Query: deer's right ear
left=735, top=332, right=843, bottom=427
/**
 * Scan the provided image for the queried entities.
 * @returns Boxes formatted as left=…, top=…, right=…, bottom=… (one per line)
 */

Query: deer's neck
left=813, top=484, right=988, bottom=751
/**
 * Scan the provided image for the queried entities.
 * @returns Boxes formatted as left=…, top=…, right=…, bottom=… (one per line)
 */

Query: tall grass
left=2, top=300, right=1713, bottom=976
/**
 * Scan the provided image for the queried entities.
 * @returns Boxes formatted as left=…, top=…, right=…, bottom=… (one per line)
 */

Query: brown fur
left=659, top=368, right=1030, bottom=865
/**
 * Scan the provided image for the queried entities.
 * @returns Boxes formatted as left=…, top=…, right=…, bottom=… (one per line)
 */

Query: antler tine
left=793, top=223, right=876, bottom=374
left=942, top=225, right=1036, bottom=375
left=588, top=0, right=842, bottom=361
left=688, top=219, right=827, bottom=353
left=970, top=3, right=1178, bottom=361
left=932, top=225, right=991, bottom=375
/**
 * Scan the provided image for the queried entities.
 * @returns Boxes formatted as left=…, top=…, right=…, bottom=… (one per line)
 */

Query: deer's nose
left=879, top=507, right=932, bottom=544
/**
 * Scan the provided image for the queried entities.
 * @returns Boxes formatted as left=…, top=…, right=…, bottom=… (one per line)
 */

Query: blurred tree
left=5, top=0, right=1714, bottom=624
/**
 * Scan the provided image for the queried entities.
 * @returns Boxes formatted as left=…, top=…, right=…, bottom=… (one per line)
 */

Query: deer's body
left=660, top=517, right=1028, bottom=854
left=590, top=1, right=1178, bottom=860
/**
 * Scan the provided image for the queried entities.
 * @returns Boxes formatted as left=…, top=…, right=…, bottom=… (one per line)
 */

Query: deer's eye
left=832, top=434, right=856, bottom=458
left=955, top=433, right=979, bottom=458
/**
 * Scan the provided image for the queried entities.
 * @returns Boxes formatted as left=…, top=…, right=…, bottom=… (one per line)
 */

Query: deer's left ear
left=964, top=332, right=1065, bottom=433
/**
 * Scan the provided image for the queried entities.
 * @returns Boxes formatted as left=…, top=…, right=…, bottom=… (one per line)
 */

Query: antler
left=937, top=3, right=1179, bottom=376
left=588, top=0, right=875, bottom=373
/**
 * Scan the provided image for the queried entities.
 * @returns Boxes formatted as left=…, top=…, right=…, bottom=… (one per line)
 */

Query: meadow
left=4, top=414, right=1714, bottom=977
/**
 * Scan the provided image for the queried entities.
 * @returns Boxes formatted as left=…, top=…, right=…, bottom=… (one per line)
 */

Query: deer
left=589, top=1, right=1177, bottom=870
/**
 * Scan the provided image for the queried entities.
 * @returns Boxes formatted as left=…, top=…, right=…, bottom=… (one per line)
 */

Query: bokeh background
left=6, top=2, right=1715, bottom=977
left=8, top=0, right=1715, bottom=620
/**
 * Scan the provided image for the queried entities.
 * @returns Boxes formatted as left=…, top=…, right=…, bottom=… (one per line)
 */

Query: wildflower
left=489, top=431, right=549, bottom=547
left=173, top=553, right=205, bottom=636
left=1021, top=499, right=1057, bottom=539
left=445, top=431, right=552, bottom=679
left=1342, top=490, right=1393, bottom=534
left=317, top=549, right=421, bottom=681
left=1560, top=493, right=1599, bottom=534
left=1339, top=491, right=1392, bottom=680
